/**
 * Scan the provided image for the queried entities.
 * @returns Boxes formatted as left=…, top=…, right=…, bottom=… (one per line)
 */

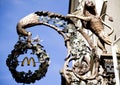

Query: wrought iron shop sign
left=6, top=0, right=115, bottom=85
left=6, top=39, right=50, bottom=84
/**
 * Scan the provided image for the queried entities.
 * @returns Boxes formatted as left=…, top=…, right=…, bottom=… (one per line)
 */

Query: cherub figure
left=67, top=0, right=113, bottom=53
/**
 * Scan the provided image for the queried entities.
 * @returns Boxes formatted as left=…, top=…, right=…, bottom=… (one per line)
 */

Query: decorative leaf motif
left=6, top=39, right=50, bottom=84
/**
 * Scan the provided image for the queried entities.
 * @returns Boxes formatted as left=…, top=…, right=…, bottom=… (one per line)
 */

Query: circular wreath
left=6, top=40, right=50, bottom=84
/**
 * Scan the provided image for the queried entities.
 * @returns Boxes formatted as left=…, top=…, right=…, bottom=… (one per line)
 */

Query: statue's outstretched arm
left=67, top=14, right=91, bottom=21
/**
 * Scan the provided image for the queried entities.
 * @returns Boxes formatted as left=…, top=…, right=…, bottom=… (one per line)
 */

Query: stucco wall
left=105, top=0, right=120, bottom=53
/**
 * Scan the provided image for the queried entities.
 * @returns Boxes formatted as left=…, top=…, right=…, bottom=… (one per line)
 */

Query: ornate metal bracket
left=7, top=10, right=99, bottom=84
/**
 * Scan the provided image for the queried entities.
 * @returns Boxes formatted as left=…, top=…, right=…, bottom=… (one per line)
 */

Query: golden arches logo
left=21, top=57, right=36, bottom=67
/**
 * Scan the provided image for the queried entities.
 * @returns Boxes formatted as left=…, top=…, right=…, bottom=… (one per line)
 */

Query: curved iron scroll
left=7, top=11, right=99, bottom=84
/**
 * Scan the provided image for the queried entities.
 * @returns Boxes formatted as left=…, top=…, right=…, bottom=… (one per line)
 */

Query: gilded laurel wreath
left=6, top=40, right=50, bottom=84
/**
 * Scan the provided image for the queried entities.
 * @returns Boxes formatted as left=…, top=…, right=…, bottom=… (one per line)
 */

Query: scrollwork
left=7, top=8, right=100, bottom=84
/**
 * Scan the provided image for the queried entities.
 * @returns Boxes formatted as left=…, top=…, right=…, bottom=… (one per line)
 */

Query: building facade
left=61, top=0, right=120, bottom=85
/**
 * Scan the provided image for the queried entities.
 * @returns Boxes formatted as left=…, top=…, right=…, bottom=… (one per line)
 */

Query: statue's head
left=84, top=0, right=97, bottom=15
left=85, top=1, right=95, bottom=8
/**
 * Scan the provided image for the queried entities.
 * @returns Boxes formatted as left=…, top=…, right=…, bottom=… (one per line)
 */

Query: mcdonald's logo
left=21, top=57, right=36, bottom=67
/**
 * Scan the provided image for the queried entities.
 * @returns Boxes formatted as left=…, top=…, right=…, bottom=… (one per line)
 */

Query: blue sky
left=0, top=0, right=69, bottom=85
